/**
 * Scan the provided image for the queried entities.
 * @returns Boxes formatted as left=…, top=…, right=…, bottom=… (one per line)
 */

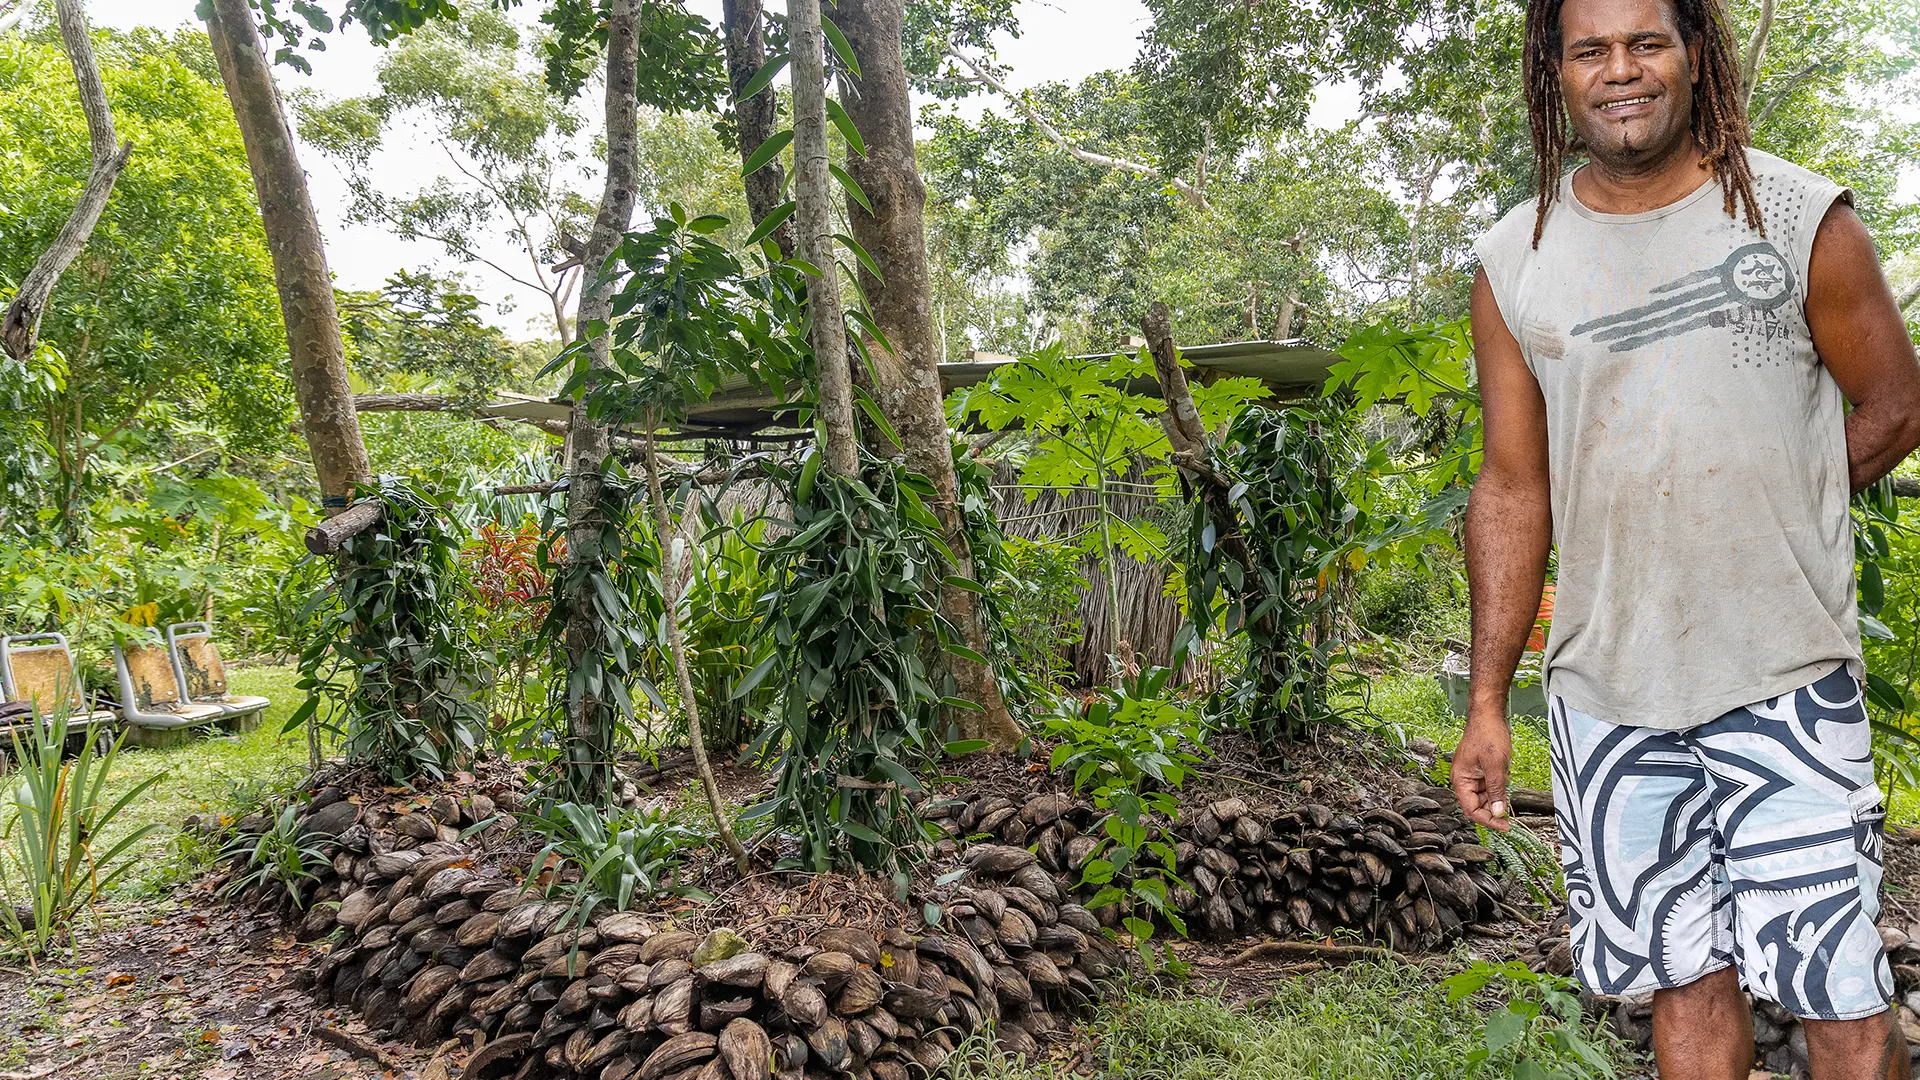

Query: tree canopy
left=0, top=26, right=293, bottom=537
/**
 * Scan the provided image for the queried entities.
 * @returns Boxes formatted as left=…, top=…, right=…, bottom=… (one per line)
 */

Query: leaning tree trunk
left=787, top=0, right=858, bottom=477
left=2, top=0, right=132, bottom=363
left=561, top=0, right=643, bottom=801
left=205, top=0, right=370, bottom=508
left=721, top=0, right=794, bottom=259
left=838, top=0, right=1020, bottom=749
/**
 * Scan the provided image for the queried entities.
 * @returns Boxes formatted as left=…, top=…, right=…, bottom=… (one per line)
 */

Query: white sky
left=84, top=0, right=1261, bottom=337
left=56, top=0, right=1920, bottom=336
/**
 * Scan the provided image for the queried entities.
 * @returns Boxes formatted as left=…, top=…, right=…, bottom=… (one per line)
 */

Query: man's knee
left=1654, top=965, right=1747, bottom=1014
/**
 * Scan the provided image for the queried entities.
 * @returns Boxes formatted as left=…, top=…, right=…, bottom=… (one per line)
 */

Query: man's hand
left=1452, top=706, right=1513, bottom=832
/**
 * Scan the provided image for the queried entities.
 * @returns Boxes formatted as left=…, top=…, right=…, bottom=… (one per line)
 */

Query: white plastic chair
left=164, top=621, right=269, bottom=725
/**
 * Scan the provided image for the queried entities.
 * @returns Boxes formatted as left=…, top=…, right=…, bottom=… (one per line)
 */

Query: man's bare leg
left=1805, top=1012, right=1910, bottom=1080
left=1652, top=966, right=1754, bottom=1080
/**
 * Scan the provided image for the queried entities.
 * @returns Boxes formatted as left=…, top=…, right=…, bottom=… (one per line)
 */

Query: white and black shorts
left=1549, top=665, right=1893, bottom=1020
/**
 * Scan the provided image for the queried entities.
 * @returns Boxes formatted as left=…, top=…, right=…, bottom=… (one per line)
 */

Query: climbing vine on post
left=1181, top=404, right=1366, bottom=747
left=1142, top=302, right=1363, bottom=750
left=738, top=453, right=982, bottom=878
left=290, top=478, right=489, bottom=783
left=548, top=208, right=790, bottom=860
left=530, top=474, right=665, bottom=803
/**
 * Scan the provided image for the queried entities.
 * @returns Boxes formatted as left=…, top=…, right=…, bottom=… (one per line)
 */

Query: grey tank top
left=1474, top=148, right=1858, bottom=731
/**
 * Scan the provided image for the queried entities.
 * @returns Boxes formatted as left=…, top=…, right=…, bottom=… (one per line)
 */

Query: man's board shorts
left=1548, top=664, right=1893, bottom=1019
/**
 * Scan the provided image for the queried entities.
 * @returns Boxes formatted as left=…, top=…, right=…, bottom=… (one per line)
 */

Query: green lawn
left=950, top=961, right=1637, bottom=1080
left=90, top=664, right=315, bottom=896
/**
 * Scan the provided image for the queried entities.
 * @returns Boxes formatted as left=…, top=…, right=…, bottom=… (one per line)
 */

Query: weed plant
left=520, top=801, right=709, bottom=927
left=217, top=802, right=334, bottom=909
left=1041, top=651, right=1204, bottom=959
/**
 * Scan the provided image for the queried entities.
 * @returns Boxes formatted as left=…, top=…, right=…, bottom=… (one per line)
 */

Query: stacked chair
left=0, top=633, right=119, bottom=750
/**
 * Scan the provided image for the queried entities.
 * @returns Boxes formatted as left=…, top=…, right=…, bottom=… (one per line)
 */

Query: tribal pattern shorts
left=1548, top=664, right=1892, bottom=1020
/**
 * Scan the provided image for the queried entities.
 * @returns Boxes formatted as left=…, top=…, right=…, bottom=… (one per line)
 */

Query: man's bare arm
left=1457, top=269, right=1553, bottom=832
left=1804, top=201, right=1920, bottom=492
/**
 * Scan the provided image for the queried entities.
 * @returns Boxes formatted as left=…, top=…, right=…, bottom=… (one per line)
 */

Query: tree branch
left=1751, top=58, right=1824, bottom=131
left=1740, top=0, right=1777, bottom=110
left=944, top=46, right=1210, bottom=212
left=2, top=0, right=132, bottom=362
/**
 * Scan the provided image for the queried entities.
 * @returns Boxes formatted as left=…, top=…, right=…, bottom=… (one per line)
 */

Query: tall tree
left=2, top=0, right=131, bottom=363
left=204, top=0, right=371, bottom=508
left=296, top=10, right=595, bottom=342
left=839, top=0, right=1018, bottom=748
left=0, top=27, right=292, bottom=540
left=720, top=0, right=793, bottom=257
left=560, top=0, right=644, bottom=799
left=787, top=0, right=858, bottom=476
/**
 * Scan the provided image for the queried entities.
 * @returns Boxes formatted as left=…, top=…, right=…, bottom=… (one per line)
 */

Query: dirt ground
left=0, top=899, right=445, bottom=1080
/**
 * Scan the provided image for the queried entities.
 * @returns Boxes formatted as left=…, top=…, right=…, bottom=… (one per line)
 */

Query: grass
left=943, top=961, right=1637, bottom=1080
left=69, top=664, right=314, bottom=897
left=1347, top=671, right=1554, bottom=793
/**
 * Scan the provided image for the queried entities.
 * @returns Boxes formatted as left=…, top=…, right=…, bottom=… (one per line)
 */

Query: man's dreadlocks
left=1523, top=0, right=1762, bottom=247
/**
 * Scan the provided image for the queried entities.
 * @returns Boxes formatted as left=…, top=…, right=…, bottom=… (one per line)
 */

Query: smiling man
left=1455, top=0, right=1920, bottom=1076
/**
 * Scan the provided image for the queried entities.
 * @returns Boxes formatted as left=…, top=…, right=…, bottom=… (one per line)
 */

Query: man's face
left=1557, top=0, right=1702, bottom=170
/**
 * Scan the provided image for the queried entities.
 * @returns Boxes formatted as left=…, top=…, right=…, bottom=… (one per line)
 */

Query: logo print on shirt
left=1570, top=242, right=1796, bottom=352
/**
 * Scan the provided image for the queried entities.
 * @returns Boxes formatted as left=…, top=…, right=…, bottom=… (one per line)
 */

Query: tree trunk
left=1740, top=0, right=1777, bottom=110
left=838, top=0, right=1019, bottom=749
left=721, top=0, right=793, bottom=259
left=561, top=0, right=644, bottom=801
left=2, top=0, right=132, bottom=363
left=204, top=0, right=370, bottom=508
left=787, top=0, right=858, bottom=477
left=643, top=416, right=750, bottom=873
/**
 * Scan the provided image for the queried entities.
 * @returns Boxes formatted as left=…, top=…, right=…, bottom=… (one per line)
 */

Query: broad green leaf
left=738, top=51, right=788, bottom=101
left=1484, top=1006, right=1526, bottom=1055
left=744, top=201, right=798, bottom=247
left=743, top=129, right=794, bottom=177
left=820, top=16, right=860, bottom=77
left=825, top=98, right=866, bottom=156
left=830, top=165, right=873, bottom=214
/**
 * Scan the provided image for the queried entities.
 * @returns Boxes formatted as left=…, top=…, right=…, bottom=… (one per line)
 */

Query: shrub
left=996, top=537, right=1084, bottom=687
left=1042, top=651, right=1205, bottom=957
left=680, top=513, right=777, bottom=754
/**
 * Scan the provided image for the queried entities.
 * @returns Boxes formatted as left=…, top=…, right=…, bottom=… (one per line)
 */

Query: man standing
left=1456, top=0, right=1920, bottom=1075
